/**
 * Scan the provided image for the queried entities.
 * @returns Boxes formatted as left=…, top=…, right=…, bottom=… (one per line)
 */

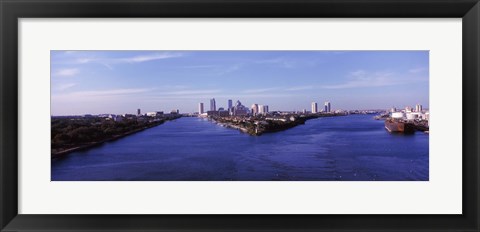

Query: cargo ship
left=384, top=119, right=415, bottom=134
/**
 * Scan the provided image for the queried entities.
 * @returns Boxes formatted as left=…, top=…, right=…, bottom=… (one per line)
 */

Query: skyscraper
left=210, top=98, right=216, bottom=111
left=251, top=104, right=259, bottom=115
left=415, top=104, right=423, bottom=112
left=311, top=102, right=318, bottom=113
left=233, top=100, right=248, bottom=116
left=324, top=101, right=331, bottom=112
left=137, top=108, right=141, bottom=115
left=198, top=103, right=204, bottom=114
left=228, top=99, right=233, bottom=110
left=258, top=105, right=269, bottom=115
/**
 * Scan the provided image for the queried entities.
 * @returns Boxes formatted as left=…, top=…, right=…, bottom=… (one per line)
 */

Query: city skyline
left=51, top=50, right=429, bottom=115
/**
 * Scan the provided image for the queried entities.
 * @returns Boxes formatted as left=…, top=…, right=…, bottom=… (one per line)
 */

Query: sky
left=51, top=50, right=429, bottom=115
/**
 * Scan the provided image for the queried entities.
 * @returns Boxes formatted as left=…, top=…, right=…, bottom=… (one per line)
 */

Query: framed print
left=1, top=0, right=479, bottom=231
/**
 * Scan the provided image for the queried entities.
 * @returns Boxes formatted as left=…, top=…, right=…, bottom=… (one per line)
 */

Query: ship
left=384, top=119, right=415, bottom=134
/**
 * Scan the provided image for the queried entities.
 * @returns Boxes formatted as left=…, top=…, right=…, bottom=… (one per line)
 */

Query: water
left=51, top=115, right=429, bottom=181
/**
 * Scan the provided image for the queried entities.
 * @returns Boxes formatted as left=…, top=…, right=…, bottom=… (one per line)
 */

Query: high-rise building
left=228, top=99, right=233, bottom=109
left=199, top=103, right=204, bottom=114
left=415, top=104, right=423, bottom=112
left=311, top=102, right=318, bottom=113
left=258, top=105, right=269, bottom=115
left=210, top=98, right=216, bottom=111
left=258, top=105, right=264, bottom=114
left=137, top=108, right=141, bottom=115
left=251, top=104, right=259, bottom=115
left=233, top=100, right=248, bottom=116
left=324, top=101, right=331, bottom=112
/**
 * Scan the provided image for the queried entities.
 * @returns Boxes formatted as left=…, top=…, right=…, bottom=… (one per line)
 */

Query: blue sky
left=51, top=51, right=428, bottom=115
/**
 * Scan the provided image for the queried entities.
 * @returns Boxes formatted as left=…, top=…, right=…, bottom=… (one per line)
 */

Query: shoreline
left=51, top=118, right=179, bottom=159
left=209, top=113, right=346, bottom=136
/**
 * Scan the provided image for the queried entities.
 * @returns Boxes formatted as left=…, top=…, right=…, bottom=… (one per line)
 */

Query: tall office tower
left=258, top=105, right=265, bottom=114
left=311, top=102, right=318, bottom=113
left=324, top=101, right=331, bottom=112
left=415, top=104, right=423, bottom=112
left=258, top=105, right=269, bottom=115
left=228, top=99, right=233, bottom=110
left=198, top=103, right=204, bottom=114
left=251, top=104, right=259, bottom=115
left=137, top=108, right=141, bottom=115
left=210, top=98, right=216, bottom=111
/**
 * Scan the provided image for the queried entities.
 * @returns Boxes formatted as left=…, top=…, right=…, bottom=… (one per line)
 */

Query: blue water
left=51, top=115, right=429, bottom=181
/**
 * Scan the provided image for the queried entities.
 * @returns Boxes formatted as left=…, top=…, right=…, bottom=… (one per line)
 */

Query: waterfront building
left=391, top=112, right=405, bottom=119
left=137, top=108, right=141, bottom=115
left=210, top=98, right=216, bottom=111
left=198, top=103, right=204, bottom=114
left=324, top=102, right=331, bottom=112
left=146, top=111, right=163, bottom=117
left=218, top=109, right=229, bottom=117
left=311, top=102, right=318, bottom=113
left=233, top=100, right=249, bottom=116
left=303, top=109, right=307, bottom=114
left=415, top=104, right=423, bottom=112
left=259, top=105, right=265, bottom=114
left=405, top=106, right=413, bottom=113
left=251, top=104, right=259, bottom=115
left=207, top=110, right=219, bottom=116
left=390, top=107, right=397, bottom=113
left=406, top=112, right=421, bottom=121
left=171, top=109, right=179, bottom=114
left=114, top=115, right=123, bottom=122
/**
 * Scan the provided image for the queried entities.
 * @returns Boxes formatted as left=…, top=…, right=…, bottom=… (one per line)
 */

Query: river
left=51, top=114, right=429, bottom=181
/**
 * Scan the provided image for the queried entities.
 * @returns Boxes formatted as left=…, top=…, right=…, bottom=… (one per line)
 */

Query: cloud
left=145, top=93, right=294, bottom=101
left=51, top=88, right=155, bottom=105
left=162, top=89, right=222, bottom=95
left=242, top=88, right=279, bottom=94
left=120, top=53, right=184, bottom=63
left=409, top=67, right=428, bottom=73
left=256, top=57, right=296, bottom=68
left=183, top=65, right=218, bottom=69
left=53, top=68, right=79, bottom=77
left=322, top=70, right=401, bottom=89
left=76, top=58, right=94, bottom=64
left=58, top=88, right=153, bottom=98
left=58, top=52, right=185, bottom=70
left=56, top=83, right=77, bottom=91
left=215, top=64, right=242, bottom=75
left=285, top=86, right=314, bottom=91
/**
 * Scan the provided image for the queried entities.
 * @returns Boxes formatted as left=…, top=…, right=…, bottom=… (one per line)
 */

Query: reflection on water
left=51, top=115, right=429, bottom=181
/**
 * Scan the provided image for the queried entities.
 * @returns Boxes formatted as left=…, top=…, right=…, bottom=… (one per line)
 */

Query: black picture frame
left=1, top=0, right=479, bottom=231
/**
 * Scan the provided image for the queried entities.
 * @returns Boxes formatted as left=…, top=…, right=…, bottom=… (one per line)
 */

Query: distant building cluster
left=196, top=98, right=337, bottom=118
left=390, top=104, right=429, bottom=125
left=198, top=98, right=269, bottom=117
left=84, top=107, right=181, bottom=123
left=310, top=101, right=332, bottom=114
